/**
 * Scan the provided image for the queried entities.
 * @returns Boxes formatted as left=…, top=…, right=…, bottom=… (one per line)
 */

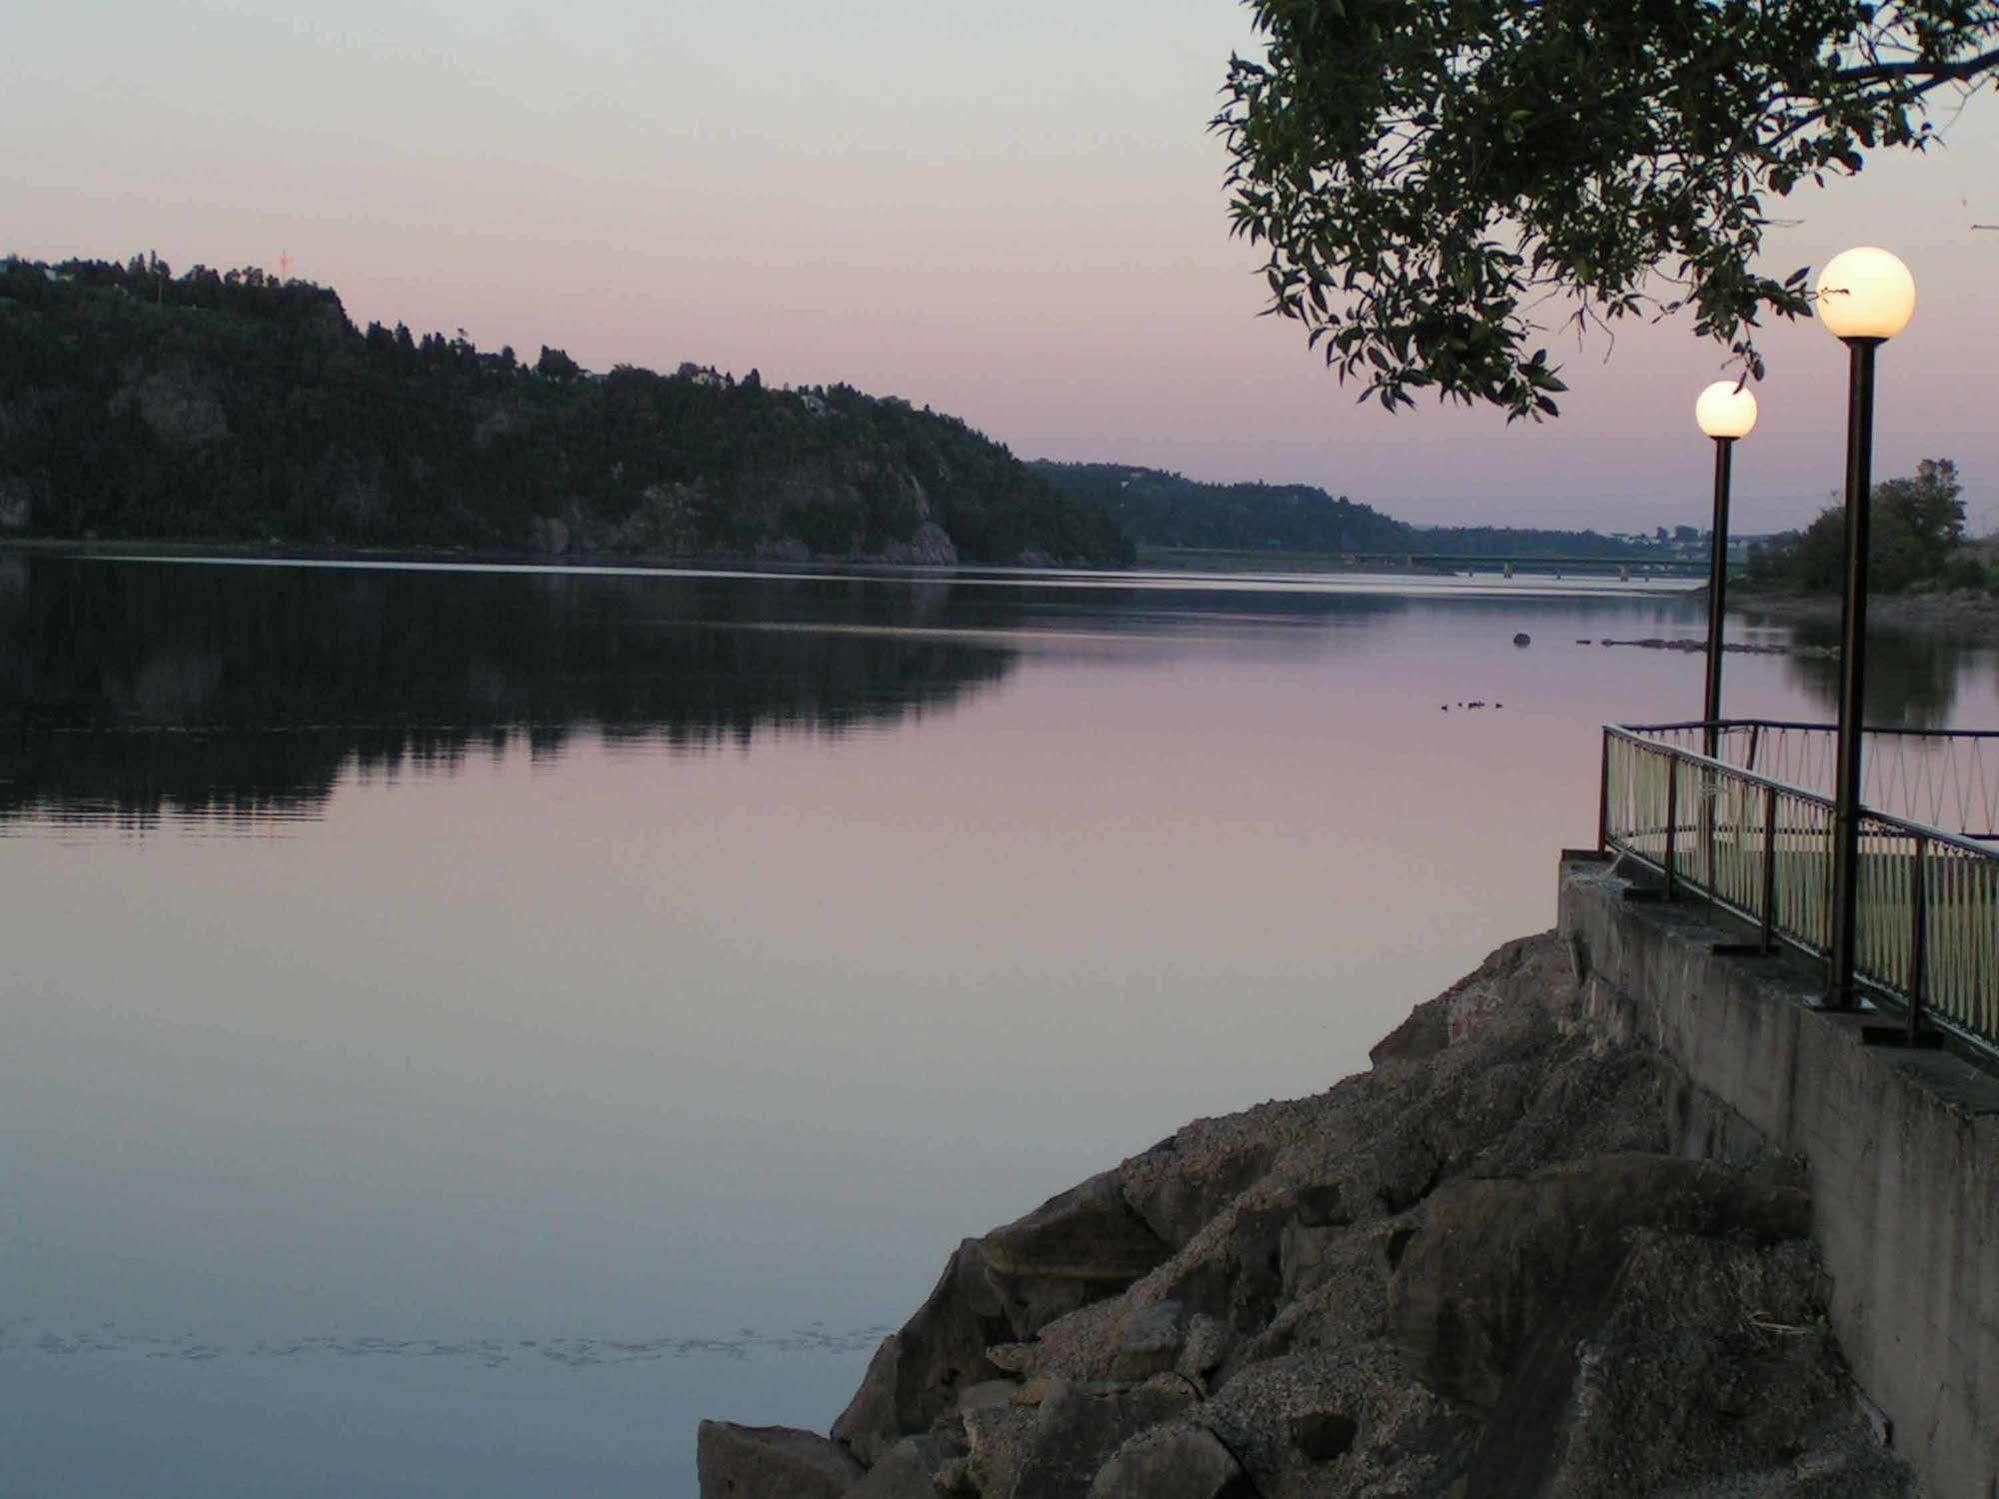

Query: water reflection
left=0, top=557, right=1016, bottom=826
left=11, top=555, right=1992, bottom=1499
left=0, top=556, right=1708, bottom=827
left=1774, top=616, right=1969, bottom=730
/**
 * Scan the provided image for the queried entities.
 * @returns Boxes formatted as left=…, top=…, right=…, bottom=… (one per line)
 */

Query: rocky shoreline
left=1727, top=585, right=1999, bottom=637
left=696, top=935, right=1912, bottom=1497
left=1580, top=635, right=1834, bottom=658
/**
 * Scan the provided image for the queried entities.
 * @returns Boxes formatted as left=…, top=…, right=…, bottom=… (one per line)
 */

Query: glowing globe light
left=1694, top=380, right=1759, bottom=440
left=1816, top=247, right=1917, bottom=342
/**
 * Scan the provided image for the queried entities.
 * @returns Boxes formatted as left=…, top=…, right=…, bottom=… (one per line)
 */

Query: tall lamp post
left=1816, top=246, right=1917, bottom=1008
left=1694, top=381, right=1758, bottom=758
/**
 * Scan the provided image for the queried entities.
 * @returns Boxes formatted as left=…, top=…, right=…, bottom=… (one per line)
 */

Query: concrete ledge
left=1561, top=858, right=1999, bottom=1499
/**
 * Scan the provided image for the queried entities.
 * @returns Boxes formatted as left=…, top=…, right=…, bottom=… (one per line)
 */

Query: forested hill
left=1030, top=462, right=1409, bottom=553
left=1032, top=461, right=1654, bottom=560
left=0, top=256, right=1133, bottom=567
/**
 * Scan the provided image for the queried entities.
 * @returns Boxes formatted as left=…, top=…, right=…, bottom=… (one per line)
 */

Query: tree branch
left=1831, top=43, right=1999, bottom=86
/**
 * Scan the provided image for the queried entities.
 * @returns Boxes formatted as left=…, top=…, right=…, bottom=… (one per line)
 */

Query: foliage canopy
left=0, top=256, right=1131, bottom=566
left=1216, top=0, right=1999, bottom=418
left=1750, top=458, right=1983, bottom=591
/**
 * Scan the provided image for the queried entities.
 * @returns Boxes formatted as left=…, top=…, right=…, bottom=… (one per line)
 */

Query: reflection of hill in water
left=0, top=557, right=1016, bottom=826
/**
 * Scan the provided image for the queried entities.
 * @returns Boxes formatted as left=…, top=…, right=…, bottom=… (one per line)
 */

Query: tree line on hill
left=1746, top=459, right=1991, bottom=595
left=1031, top=462, right=1657, bottom=560
left=0, top=254, right=1133, bottom=567
left=11, top=252, right=1886, bottom=577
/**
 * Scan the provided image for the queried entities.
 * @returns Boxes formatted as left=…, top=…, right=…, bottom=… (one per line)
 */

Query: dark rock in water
left=696, top=1421, right=862, bottom=1498
left=1597, top=635, right=1833, bottom=658
left=1513, top=632, right=1532, bottom=645
left=698, top=935, right=1918, bottom=1498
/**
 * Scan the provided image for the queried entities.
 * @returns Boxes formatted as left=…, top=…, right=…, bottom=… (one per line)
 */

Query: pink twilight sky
left=5, top=0, right=1995, bottom=532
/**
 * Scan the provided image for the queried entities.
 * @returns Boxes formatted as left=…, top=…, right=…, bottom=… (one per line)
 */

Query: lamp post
left=1694, top=381, right=1758, bottom=758
left=1816, top=246, right=1917, bottom=1008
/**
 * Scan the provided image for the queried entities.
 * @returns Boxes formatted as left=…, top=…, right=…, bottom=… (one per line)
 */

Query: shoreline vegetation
left=696, top=934, right=1913, bottom=1498
left=1731, top=583, right=1999, bottom=636
left=0, top=256, right=1133, bottom=569
left=0, top=534, right=1099, bottom=574
left=4, top=253, right=1751, bottom=582
left=0, top=534, right=1679, bottom=581
left=1032, top=462, right=1682, bottom=567
left=1731, top=458, right=1999, bottom=637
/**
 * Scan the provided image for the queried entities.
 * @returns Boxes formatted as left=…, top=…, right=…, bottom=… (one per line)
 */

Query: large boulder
left=695, top=1422, right=862, bottom=1499
left=1390, top=1153, right=1812, bottom=1407
left=983, top=1168, right=1172, bottom=1289
left=1198, top=1347, right=1481, bottom=1495
left=1087, top=1424, right=1254, bottom=1499
left=832, top=1239, right=1014, bottom=1465
left=1004, top=1376, right=1194, bottom=1499
left=834, top=1176, right=1172, bottom=1467
left=851, top=1432, right=966, bottom=1498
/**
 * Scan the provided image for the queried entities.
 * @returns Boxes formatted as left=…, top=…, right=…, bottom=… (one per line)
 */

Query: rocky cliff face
left=697, top=934, right=1915, bottom=1498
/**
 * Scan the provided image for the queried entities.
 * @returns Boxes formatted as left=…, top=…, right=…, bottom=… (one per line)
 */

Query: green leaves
left=1215, top=0, right=1999, bottom=418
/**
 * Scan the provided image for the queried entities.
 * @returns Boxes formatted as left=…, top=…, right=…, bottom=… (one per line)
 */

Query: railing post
left=1598, top=732, right=1612, bottom=854
left=1907, top=833, right=1928, bottom=1043
left=1664, top=752, right=1679, bottom=899
left=1701, top=764, right=1717, bottom=901
left=1761, top=783, right=1779, bottom=952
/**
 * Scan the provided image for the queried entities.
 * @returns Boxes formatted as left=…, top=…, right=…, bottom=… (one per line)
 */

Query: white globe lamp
left=1692, top=381, right=1756, bottom=749
left=1816, top=247, right=1917, bottom=343
left=1694, top=381, right=1758, bottom=441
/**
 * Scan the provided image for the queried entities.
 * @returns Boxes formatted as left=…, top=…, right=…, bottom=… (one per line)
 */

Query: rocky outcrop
left=697, top=935, right=1917, bottom=1496
left=695, top=1421, right=863, bottom=1497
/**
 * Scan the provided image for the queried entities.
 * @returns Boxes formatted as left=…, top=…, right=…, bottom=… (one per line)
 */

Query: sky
left=4, top=0, right=1995, bottom=533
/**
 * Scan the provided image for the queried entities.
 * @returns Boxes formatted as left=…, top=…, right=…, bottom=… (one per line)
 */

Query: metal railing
left=1600, top=722, right=1999, bottom=1056
left=1632, top=719, right=1999, bottom=841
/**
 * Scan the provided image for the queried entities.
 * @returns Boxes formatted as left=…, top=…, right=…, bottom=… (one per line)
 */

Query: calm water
left=4, top=553, right=1994, bottom=1497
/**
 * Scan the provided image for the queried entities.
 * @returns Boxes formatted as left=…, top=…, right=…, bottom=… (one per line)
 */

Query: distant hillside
left=1032, top=461, right=1654, bottom=561
left=0, top=255, right=1133, bottom=567
left=1030, top=461, right=1409, bottom=553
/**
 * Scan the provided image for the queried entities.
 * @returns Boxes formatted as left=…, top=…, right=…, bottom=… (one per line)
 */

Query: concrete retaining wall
left=1560, top=858, right=1999, bottom=1499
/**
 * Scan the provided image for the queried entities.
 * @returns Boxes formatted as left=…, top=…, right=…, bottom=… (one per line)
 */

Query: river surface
left=3, top=552, right=1994, bottom=1497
